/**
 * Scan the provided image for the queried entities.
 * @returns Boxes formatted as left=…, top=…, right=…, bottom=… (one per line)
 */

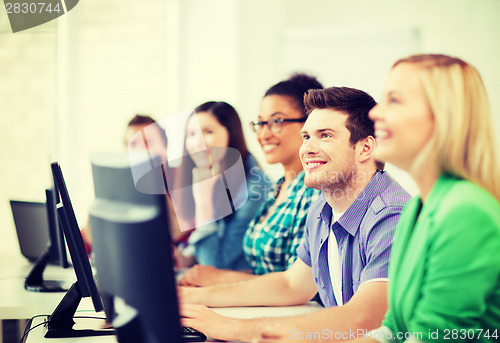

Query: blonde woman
left=257, top=54, right=500, bottom=343
left=362, top=54, right=500, bottom=343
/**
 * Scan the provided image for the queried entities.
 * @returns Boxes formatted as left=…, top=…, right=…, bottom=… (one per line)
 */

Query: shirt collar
left=271, top=170, right=305, bottom=199
left=272, top=177, right=285, bottom=198
left=319, top=170, right=384, bottom=236
left=319, top=198, right=333, bottom=225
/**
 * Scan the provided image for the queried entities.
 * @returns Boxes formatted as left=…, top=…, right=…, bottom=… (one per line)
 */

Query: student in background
left=125, top=115, right=168, bottom=159
left=124, top=114, right=175, bottom=186
left=81, top=114, right=184, bottom=251
left=173, top=101, right=270, bottom=271
left=178, top=74, right=323, bottom=286
left=179, top=86, right=410, bottom=342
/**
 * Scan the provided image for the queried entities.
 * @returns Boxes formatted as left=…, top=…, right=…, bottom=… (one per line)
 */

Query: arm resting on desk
left=179, top=259, right=318, bottom=308
left=179, top=265, right=257, bottom=287
left=182, top=281, right=387, bottom=342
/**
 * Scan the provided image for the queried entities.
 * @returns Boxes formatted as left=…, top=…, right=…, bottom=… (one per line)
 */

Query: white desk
left=0, top=252, right=76, bottom=320
left=0, top=252, right=76, bottom=342
left=24, top=302, right=323, bottom=343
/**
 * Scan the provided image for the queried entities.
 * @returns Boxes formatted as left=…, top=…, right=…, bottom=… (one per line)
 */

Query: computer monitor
left=11, top=187, right=70, bottom=292
left=89, top=153, right=205, bottom=343
left=44, top=162, right=114, bottom=338
left=10, top=200, right=51, bottom=263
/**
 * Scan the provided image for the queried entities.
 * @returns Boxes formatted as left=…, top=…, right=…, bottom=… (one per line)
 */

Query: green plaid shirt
left=243, top=171, right=320, bottom=275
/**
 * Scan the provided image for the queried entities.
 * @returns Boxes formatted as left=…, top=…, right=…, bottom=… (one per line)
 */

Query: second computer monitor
left=89, top=153, right=183, bottom=343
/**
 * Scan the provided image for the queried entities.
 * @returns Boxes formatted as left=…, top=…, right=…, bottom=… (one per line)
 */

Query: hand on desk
left=179, top=265, right=257, bottom=287
left=178, top=265, right=223, bottom=287
left=177, top=285, right=201, bottom=305
left=178, top=288, right=276, bottom=342
left=181, top=304, right=239, bottom=342
left=180, top=304, right=299, bottom=343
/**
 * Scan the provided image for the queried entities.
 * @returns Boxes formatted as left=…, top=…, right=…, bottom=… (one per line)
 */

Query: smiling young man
left=180, top=87, right=411, bottom=342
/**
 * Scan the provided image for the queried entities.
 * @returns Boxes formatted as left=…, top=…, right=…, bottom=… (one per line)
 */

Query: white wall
left=178, top=0, right=500, bottom=193
left=177, top=0, right=500, bottom=184
left=1, top=0, right=499, bottom=255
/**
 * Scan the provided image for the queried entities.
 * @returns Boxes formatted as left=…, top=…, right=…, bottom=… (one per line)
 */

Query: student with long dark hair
left=173, top=101, right=270, bottom=271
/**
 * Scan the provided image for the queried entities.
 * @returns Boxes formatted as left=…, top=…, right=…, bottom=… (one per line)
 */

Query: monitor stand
left=44, top=282, right=115, bottom=338
left=25, top=248, right=67, bottom=292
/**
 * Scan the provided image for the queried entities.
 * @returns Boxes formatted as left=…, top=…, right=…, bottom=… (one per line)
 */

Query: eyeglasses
left=249, top=117, right=306, bottom=134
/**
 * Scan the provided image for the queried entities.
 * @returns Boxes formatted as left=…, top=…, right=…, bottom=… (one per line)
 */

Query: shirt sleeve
left=296, top=203, right=314, bottom=267
left=296, top=236, right=312, bottom=268
left=359, top=205, right=402, bottom=284
left=193, top=167, right=269, bottom=270
left=401, top=201, right=500, bottom=339
left=290, top=189, right=320, bottom=268
left=219, top=180, right=269, bottom=269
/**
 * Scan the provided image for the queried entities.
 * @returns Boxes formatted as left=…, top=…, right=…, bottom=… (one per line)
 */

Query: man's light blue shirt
left=297, top=171, right=411, bottom=307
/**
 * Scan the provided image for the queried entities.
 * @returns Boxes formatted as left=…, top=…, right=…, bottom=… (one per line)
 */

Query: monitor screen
left=10, top=191, right=68, bottom=267
left=10, top=200, right=52, bottom=263
left=44, top=162, right=114, bottom=338
left=11, top=188, right=70, bottom=292
left=89, top=153, right=188, bottom=343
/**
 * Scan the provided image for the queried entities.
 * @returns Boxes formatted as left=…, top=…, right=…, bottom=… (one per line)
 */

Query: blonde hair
left=393, top=54, right=500, bottom=201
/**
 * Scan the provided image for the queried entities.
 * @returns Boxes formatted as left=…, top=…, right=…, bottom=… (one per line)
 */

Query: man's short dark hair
left=304, top=87, right=384, bottom=170
left=127, top=114, right=168, bottom=147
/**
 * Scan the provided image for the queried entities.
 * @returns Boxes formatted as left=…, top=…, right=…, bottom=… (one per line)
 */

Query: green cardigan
left=381, top=173, right=500, bottom=343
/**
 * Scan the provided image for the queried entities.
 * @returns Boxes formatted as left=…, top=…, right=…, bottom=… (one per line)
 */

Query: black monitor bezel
left=44, top=162, right=114, bottom=338
left=46, top=187, right=70, bottom=268
left=51, top=162, right=102, bottom=309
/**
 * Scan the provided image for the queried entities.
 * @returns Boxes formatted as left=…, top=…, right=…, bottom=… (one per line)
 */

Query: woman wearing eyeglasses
left=179, top=74, right=323, bottom=286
